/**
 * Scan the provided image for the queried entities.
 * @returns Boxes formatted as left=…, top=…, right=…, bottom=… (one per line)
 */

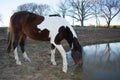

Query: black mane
left=49, top=14, right=61, bottom=17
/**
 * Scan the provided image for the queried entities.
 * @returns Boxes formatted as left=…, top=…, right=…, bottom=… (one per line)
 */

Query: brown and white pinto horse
left=7, top=11, right=82, bottom=73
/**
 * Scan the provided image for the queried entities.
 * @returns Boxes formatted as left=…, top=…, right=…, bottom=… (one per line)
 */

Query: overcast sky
left=0, top=0, right=60, bottom=27
left=0, top=0, right=120, bottom=27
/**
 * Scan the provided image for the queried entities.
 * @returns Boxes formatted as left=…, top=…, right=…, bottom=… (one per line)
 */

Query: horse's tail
left=6, top=22, right=14, bottom=54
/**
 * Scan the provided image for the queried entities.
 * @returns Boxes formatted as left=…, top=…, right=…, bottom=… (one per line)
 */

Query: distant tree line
left=58, top=0, right=120, bottom=28
left=14, top=3, right=51, bottom=16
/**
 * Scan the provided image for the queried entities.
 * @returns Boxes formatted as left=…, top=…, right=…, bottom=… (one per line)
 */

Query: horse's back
left=37, top=16, right=77, bottom=39
left=10, top=11, right=29, bottom=24
left=10, top=11, right=41, bottom=27
left=9, top=11, right=77, bottom=42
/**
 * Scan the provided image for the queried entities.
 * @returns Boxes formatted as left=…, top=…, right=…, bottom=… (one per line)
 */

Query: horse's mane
left=49, top=14, right=61, bottom=17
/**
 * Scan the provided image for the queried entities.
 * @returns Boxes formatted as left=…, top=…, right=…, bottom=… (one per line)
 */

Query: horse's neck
left=65, top=27, right=80, bottom=50
left=72, top=38, right=81, bottom=50
left=67, top=37, right=82, bottom=52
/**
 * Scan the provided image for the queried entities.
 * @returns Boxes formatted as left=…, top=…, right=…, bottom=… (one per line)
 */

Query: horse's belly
left=29, top=34, right=50, bottom=41
left=25, top=28, right=50, bottom=41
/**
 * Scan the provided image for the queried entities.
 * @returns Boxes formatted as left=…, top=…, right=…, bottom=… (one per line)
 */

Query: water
left=67, top=42, right=120, bottom=80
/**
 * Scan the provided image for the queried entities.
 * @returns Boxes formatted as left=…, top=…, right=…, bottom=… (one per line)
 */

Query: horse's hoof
left=51, top=61, right=57, bottom=65
left=24, top=58, right=31, bottom=62
left=16, top=61, right=22, bottom=65
left=62, top=69, right=67, bottom=73
left=62, top=66, right=67, bottom=73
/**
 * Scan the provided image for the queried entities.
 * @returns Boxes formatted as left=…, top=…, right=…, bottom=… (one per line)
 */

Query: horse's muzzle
left=75, top=59, right=83, bottom=65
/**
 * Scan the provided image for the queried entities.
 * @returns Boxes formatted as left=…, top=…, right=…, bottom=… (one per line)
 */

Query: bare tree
left=90, top=0, right=101, bottom=27
left=15, top=3, right=51, bottom=16
left=36, top=4, right=51, bottom=16
left=98, top=0, right=120, bottom=28
left=15, top=3, right=37, bottom=13
left=68, top=0, right=93, bottom=27
left=58, top=1, right=69, bottom=18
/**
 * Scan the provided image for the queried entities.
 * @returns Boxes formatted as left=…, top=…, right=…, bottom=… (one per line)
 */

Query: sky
left=0, top=0, right=60, bottom=27
left=0, top=0, right=120, bottom=27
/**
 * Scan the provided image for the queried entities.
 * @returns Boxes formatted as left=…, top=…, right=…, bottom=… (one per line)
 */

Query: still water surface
left=67, top=42, right=120, bottom=80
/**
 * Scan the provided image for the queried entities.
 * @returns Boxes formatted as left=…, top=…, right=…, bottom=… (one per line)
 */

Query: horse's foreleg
left=19, top=36, right=31, bottom=62
left=54, top=44, right=68, bottom=73
left=51, top=48, right=57, bottom=65
left=51, top=44, right=57, bottom=65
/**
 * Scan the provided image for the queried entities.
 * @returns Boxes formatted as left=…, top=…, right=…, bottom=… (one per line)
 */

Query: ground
left=0, top=27, right=120, bottom=80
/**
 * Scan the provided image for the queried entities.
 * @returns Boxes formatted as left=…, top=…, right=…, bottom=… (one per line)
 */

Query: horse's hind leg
left=13, top=35, right=21, bottom=65
left=19, top=34, right=31, bottom=62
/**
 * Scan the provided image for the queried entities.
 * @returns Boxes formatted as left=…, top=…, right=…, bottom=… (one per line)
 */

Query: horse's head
left=69, top=37, right=83, bottom=65
left=71, top=45, right=83, bottom=65
left=64, top=26, right=83, bottom=65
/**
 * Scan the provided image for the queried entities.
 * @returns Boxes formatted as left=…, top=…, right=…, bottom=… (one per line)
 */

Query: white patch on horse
left=37, top=16, right=77, bottom=43
left=14, top=47, right=21, bottom=65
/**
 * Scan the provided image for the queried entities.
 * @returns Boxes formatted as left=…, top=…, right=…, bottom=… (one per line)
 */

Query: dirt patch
left=0, top=27, right=120, bottom=80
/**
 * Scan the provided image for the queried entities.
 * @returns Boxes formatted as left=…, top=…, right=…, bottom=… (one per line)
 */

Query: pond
left=67, top=42, right=120, bottom=80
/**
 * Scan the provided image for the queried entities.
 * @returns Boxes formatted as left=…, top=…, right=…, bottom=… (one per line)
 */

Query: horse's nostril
left=75, top=60, right=83, bottom=65
left=79, top=60, right=83, bottom=65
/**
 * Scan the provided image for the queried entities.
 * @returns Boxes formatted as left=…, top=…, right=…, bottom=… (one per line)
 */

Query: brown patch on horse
left=54, top=26, right=66, bottom=44
left=11, top=11, right=50, bottom=41
left=23, top=11, right=50, bottom=41
left=26, top=12, right=45, bottom=25
left=55, top=26, right=83, bottom=65
left=55, top=26, right=74, bottom=47
left=7, top=11, right=49, bottom=54
left=51, top=44, right=55, bottom=49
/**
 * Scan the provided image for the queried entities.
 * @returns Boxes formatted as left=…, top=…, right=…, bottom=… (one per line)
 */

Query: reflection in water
left=67, top=42, right=120, bottom=80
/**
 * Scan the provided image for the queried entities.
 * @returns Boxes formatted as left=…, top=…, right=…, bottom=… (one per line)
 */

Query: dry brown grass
left=0, top=27, right=120, bottom=80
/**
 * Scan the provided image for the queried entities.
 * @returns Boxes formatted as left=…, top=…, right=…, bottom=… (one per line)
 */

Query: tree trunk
left=81, top=20, right=84, bottom=27
left=107, top=21, right=110, bottom=28
left=62, top=14, right=65, bottom=18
